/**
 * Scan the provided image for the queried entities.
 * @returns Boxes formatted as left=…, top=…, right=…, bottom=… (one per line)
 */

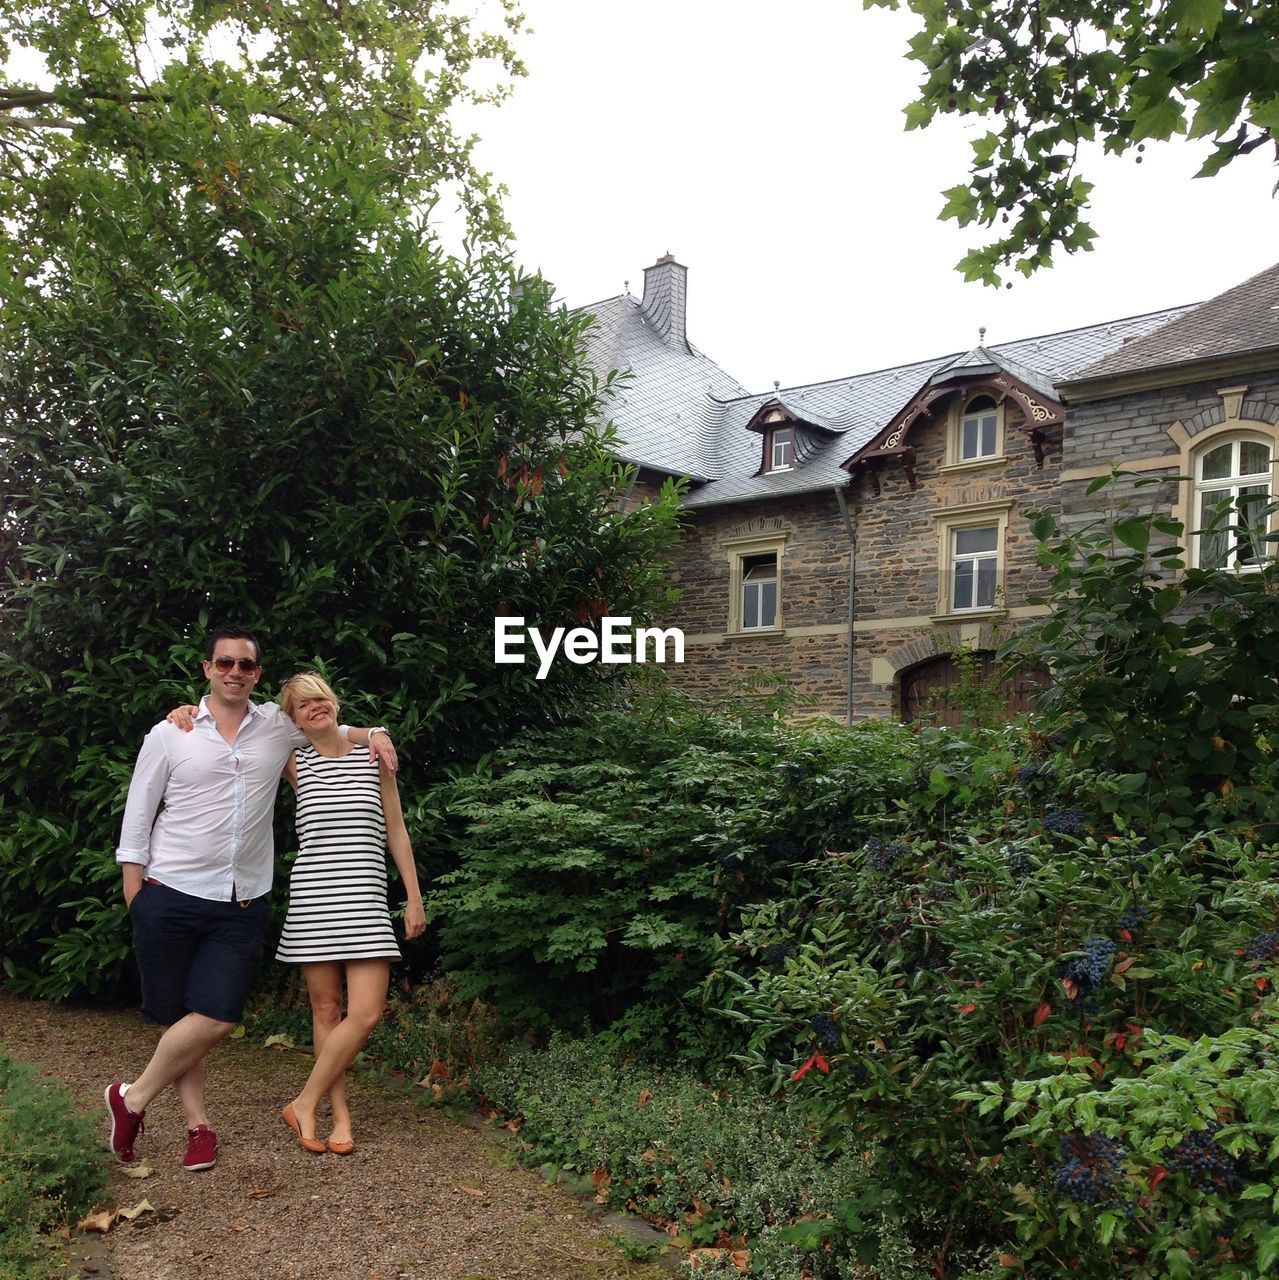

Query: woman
left=275, top=671, right=426, bottom=1155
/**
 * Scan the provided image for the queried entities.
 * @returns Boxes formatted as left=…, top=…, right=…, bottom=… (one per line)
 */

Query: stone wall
left=845, top=402, right=1060, bottom=717
left=1060, top=372, right=1279, bottom=536
left=657, top=401, right=1065, bottom=720
left=659, top=489, right=853, bottom=718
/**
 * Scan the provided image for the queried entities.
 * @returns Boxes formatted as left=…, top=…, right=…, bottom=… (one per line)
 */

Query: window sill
left=725, top=626, right=787, bottom=642
left=940, top=455, right=1007, bottom=475
left=929, top=607, right=1008, bottom=624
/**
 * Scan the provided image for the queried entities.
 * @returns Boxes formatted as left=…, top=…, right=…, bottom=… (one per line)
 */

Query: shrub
left=426, top=688, right=915, bottom=1036
left=702, top=734, right=1279, bottom=1278
left=1016, top=476, right=1279, bottom=835
left=0, top=1048, right=109, bottom=1280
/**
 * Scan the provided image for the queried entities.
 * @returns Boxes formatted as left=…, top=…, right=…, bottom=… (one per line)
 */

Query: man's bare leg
left=124, top=1013, right=234, bottom=1114
left=173, top=1056, right=209, bottom=1129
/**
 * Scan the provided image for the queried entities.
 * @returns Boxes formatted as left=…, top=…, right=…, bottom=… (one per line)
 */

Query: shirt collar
left=196, top=695, right=268, bottom=721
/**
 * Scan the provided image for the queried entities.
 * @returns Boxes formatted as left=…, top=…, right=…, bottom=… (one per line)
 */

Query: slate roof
left=1068, top=261, right=1279, bottom=383
left=578, top=289, right=1192, bottom=509
left=580, top=293, right=750, bottom=481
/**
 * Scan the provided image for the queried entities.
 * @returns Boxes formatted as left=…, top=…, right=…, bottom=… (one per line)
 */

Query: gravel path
left=1, top=992, right=670, bottom=1280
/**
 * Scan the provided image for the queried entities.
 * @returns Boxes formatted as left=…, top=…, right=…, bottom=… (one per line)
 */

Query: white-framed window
left=1194, top=435, right=1273, bottom=571
left=723, top=530, right=788, bottom=634
left=946, top=394, right=1004, bottom=468
left=950, top=525, right=999, bottom=611
left=741, top=554, right=778, bottom=629
left=769, top=426, right=794, bottom=472
left=930, top=499, right=1012, bottom=619
left=959, top=395, right=999, bottom=461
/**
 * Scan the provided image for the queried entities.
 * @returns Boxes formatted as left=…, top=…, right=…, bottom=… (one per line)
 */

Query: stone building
left=583, top=256, right=1279, bottom=722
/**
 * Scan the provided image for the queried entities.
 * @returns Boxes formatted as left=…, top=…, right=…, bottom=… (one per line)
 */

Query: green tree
left=1011, top=474, right=1279, bottom=834
left=0, top=1, right=684, bottom=999
left=870, top=0, right=1279, bottom=284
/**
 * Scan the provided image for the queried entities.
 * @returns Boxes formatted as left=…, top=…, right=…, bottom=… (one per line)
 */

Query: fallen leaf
left=247, top=1187, right=275, bottom=1200
left=79, top=1210, right=115, bottom=1234
left=500, top=1116, right=523, bottom=1132
left=119, top=1160, right=154, bottom=1179
left=117, top=1200, right=156, bottom=1223
left=730, top=1250, right=750, bottom=1272
left=230, top=1221, right=250, bottom=1233
left=429, top=1057, right=451, bottom=1081
left=456, top=1185, right=486, bottom=1197
left=592, top=1168, right=610, bottom=1187
left=637, top=1089, right=652, bottom=1108
left=998, top=1253, right=1021, bottom=1267
left=956, top=1003, right=978, bottom=1014
left=263, top=1033, right=294, bottom=1050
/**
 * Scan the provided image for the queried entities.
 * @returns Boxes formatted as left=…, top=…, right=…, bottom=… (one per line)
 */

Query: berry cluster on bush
left=1166, top=1123, right=1242, bottom=1190
left=1052, top=1132, right=1129, bottom=1208
left=1242, top=931, right=1279, bottom=964
left=1063, top=935, right=1117, bottom=1004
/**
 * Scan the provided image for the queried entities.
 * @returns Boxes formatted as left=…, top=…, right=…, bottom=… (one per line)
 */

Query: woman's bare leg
left=291, top=962, right=343, bottom=1141
left=291, top=960, right=389, bottom=1141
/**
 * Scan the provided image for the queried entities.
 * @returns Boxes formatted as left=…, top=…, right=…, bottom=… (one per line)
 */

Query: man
left=105, top=625, right=395, bottom=1172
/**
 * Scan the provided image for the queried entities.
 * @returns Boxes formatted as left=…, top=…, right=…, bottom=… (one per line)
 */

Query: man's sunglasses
left=210, top=656, right=261, bottom=673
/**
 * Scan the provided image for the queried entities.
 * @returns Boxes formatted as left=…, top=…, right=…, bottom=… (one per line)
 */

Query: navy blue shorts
left=129, top=881, right=270, bottom=1026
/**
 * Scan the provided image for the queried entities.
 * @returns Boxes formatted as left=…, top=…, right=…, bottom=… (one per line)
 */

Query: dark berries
left=808, top=1015, right=840, bottom=1048
left=1043, top=808, right=1086, bottom=836
left=1015, top=762, right=1056, bottom=785
left=866, top=837, right=909, bottom=872
left=1052, top=1133, right=1127, bottom=1206
left=1167, top=1124, right=1241, bottom=1189
left=1243, top=931, right=1279, bottom=964
left=1118, top=907, right=1150, bottom=931
left=1063, top=936, right=1116, bottom=1003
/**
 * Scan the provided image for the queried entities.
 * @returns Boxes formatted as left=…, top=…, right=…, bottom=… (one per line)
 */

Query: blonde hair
left=279, top=671, right=340, bottom=720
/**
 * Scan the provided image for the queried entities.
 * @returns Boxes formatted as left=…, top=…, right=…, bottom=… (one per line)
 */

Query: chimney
left=639, top=253, right=691, bottom=352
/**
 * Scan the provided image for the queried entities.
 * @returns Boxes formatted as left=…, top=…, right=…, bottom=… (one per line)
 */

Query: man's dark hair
left=205, top=625, right=261, bottom=662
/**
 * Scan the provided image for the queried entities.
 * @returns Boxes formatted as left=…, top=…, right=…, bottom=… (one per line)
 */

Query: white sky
left=463, top=0, right=1279, bottom=392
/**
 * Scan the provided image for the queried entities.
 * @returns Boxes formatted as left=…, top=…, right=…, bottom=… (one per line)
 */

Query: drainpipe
left=834, top=485, right=857, bottom=726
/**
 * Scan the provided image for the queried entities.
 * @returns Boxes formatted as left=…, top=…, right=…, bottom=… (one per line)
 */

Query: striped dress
left=275, top=746, right=402, bottom=963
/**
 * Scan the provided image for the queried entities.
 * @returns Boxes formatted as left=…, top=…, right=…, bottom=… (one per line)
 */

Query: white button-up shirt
left=116, top=697, right=310, bottom=902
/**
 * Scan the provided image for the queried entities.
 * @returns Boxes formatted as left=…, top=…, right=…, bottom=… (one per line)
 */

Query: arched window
left=958, top=395, right=999, bottom=462
left=1194, top=436, right=1272, bottom=570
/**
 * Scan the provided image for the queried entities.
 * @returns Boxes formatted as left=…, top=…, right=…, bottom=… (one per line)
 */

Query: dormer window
left=958, top=395, right=999, bottom=461
left=769, top=426, right=794, bottom=472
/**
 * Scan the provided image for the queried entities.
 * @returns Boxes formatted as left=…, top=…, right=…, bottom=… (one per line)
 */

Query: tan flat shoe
left=326, top=1137, right=355, bottom=1155
left=282, top=1103, right=325, bottom=1154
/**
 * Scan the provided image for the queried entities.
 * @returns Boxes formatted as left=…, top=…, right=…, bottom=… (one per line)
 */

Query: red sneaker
left=183, top=1124, right=218, bottom=1172
left=104, top=1082, right=144, bottom=1163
